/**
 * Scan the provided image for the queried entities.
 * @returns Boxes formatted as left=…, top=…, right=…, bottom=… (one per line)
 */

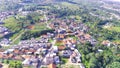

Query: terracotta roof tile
left=48, top=63, right=56, bottom=68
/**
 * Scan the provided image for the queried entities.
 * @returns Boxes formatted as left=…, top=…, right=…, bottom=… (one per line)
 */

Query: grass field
left=112, top=40, right=120, bottom=44
left=3, top=16, right=20, bottom=32
left=54, top=2, right=80, bottom=10
left=105, top=26, right=120, bottom=32
left=55, top=41, right=64, bottom=46
left=61, top=64, right=80, bottom=68
left=34, top=23, right=47, bottom=30
left=61, top=57, right=68, bottom=64
left=61, top=2, right=79, bottom=9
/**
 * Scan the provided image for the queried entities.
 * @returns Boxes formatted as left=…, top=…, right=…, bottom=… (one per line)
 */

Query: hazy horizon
left=106, top=0, right=120, bottom=2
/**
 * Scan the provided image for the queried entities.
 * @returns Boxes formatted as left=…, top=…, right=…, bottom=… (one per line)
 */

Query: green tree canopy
left=106, top=62, right=120, bottom=68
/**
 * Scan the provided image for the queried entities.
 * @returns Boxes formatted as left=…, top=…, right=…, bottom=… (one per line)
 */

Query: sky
left=106, top=0, right=120, bottom=2
left=113, top=0, right=120, bottom=2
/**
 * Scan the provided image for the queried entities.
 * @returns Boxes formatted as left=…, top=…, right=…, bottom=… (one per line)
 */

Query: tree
left=106, top=62, right=120, bottom=68
left=9, top=61, right=23, bottom=68
left=88, top=56, right=98, bottom=68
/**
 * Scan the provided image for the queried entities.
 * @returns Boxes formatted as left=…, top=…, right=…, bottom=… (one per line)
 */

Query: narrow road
left=11, top=30, right=25, bottom=44
left=43, top=11, right=51, bottom=29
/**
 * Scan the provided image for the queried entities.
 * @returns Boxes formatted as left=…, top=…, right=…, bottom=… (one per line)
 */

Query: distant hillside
left=21, top=0, right=70, bottom=3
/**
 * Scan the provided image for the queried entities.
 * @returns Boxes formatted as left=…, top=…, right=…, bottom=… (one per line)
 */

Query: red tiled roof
left=8, top=54, right=14, bottom=58
left=56, top=34, right=65, bottom=39
left=84, top=34, right=91, bottom=39
left=58, top=46, right=66, bottom=50
left=14, top=49, right=19, bottom=54
left=0, top=53, right=3, bottom=58
left=14, top=56, right=23, bottom=60
left=27, top=25, right=34, bottom=29
left=102, top=40, right=110, bottom=45
left=48, top=63, right=56, bottom=68
left=22, top=55, right=31, bottom=59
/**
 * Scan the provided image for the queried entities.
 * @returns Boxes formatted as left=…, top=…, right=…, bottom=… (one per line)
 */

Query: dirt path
left=11, top=30, right=25, bottom=44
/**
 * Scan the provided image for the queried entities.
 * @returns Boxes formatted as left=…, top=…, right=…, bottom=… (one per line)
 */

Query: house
left=98, top=49, right=103, bottom=52
left=0, top=63, right=3, bottom=68
left=56, top=34, right=66, bottom=41
left=22, top=59, right=31, bottom=66
left=80, top=63, right=85, bottom=68
left=84, top=34, right=91, bottom=40
left=43, top=57, right=54, bottom=65
left=0, top=38, right=11, bottom=46
left=58, top=45, right=66, bottom=51
left=0, top=26, right=9, bottom=33
left=70, top=49, right=81, bottom=63
left=14, top=56, right=23, bottom=60
left=71, top=57, right=77, bottom=63
left=13, top=49, right=20, bottom=55
left=27, top=25, right=34, bottom=29
left=102, top=40, right=111, bottom=46
left=8, top=54, right=14, bottom=58
left=0, top=22, right=4, bottom=24
left=0, top=49, right=4, bottom=52
left=0, top=53, right=3, bottom=59
left=22, top=55, right=31, bottom=60
left=52, top=46, right=58, bottom=53
left=53, top=56, right=60, bottom=64
left=89, top=38, right=97, bottom=46
left=62, top=50, right=73, bottom=58
left=3, top=49, right=14, bottom=54
left=48, top=63, right=56, bottom=68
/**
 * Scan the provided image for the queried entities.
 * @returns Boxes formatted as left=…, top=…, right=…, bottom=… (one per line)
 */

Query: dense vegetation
left=21, top=29, right=54, bottom=40
left=1, top=59, right=23, bottom=68
left=0, top=0, right=22, bottom=11
left=77, top=42, right=120, bottom=68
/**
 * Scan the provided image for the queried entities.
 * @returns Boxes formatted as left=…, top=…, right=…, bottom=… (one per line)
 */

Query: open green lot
left=3, top=16, right=21, bottom=32
left=106, top=26, right=120, bottom=32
